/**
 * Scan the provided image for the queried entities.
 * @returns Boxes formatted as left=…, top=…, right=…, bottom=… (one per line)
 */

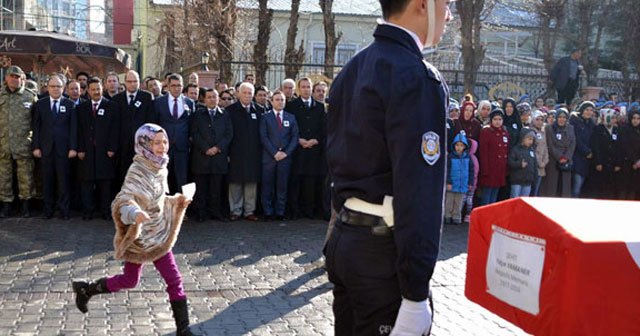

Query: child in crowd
left=71, top=124, right=199, bottom=336
left=476, top=100, right=492, bottom=126
left=508, top=128, right=538, bottom=197
left=479, top=109, right=510, bottom=205
left=530, top=110, right=549, bottom=196
left=449, top=102, right=460, bottom=120
left=502, top=98, right=522, bottom=148
left=445, top=133, right=474, bottom=225
left=463, top=138, right=479, bottom=224
left=454, top=101, right=482, bottom=141
left=517, top=102, right=532, bottom=127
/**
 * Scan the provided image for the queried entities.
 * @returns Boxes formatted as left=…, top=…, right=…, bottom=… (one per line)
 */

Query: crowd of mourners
left=1, top=65, right=639, bottom=225
left=443, top=93, right=640, bottom=225
left=0, top=67, right=330, bottom=222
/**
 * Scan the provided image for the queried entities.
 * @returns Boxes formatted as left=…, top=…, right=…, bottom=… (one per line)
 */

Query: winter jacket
left=509, top=143, right=538, bottom=185
left=617, top=116, right=640, bottom=172
left=531, top=126, right=549, bottom=177
left=453, top=114, right=482, bottom=141
left=112, top=155, right=188, bottom=264
left=479, top=124, right=510, bottom=188
left=569, top=112, right=595, bottom=176
left=591, top=124, right=621, bottom=172
left=545, top=123, right=576, bottom=166
left=447, top=133, right=474, bottom=193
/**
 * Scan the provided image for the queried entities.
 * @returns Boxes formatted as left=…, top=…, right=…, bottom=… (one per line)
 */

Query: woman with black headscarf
left=502, top=97, right=522, bottom=148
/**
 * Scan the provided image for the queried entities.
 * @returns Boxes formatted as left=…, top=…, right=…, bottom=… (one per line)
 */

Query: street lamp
left=201, top=52, right=210, bottom=71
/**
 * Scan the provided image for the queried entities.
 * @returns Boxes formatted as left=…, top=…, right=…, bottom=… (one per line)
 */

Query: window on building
left=312, top=43, right=325, bottom=64
left=312, top=43, right=358, bottom=65
left=336, top=44, right=357, bottom=65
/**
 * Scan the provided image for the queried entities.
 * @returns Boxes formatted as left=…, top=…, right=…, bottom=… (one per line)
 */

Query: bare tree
left=212, top=0, right=238, bottom=83
left=253, top=0, right=273, bottom=86
left=536, top=0, right=568, bottom=94
left=320, top=0, right=342, bottom=79
left=284, top=0, right=305, bottom=79
left=568, top=0, right=613, bottom=86
left=157, top=0, right=237, bottom=82
left=456, top=0, right=488, bottom=96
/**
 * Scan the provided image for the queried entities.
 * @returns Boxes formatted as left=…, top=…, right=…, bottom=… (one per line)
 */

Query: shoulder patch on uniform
left=421, top=131, right=440, bottom=166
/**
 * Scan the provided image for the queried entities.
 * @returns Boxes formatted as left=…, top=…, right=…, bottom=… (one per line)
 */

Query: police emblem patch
left=421, top=131, right=440, bottom=165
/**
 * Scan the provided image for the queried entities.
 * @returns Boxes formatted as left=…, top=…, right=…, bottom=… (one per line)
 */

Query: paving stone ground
left=0, top=216, right=528, bottom=335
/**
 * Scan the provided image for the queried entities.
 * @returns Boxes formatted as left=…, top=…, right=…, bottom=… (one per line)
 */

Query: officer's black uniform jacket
left=327, top=24, right=449, bottom=302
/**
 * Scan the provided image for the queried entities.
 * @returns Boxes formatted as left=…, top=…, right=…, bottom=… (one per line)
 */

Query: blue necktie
left=52, top=100, right=58, bottom=115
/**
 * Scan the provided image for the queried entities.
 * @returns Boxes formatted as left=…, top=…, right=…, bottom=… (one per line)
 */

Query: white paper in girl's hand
left=181, top=183, right=196, bottom=200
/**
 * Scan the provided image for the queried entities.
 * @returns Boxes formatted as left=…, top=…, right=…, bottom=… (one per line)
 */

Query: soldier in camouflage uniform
left=0, top=66, right=38, bottom=218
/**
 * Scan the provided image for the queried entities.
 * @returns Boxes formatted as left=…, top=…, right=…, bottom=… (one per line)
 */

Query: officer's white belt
left=344, top=195, right=394, bottom=228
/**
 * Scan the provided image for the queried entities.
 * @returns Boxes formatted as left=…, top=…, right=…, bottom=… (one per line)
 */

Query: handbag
left=557, top=161, right=573, bottom=172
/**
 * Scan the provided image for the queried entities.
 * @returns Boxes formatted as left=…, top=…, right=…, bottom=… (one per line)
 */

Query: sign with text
left=486, top=225, right=546, bottom=315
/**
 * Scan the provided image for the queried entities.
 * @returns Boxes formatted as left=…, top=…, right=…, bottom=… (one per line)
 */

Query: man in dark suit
left=259, top=91, right=299, bottom=221
left=551, top=49, right=582, bottom=105
left=113, top=70, right=156, bottom=185
left=77, top=77, right=119, bottom=220
left=190, top=88, right=233, bottom=222
left=227, top=82, right=262, bottom=221
left=253, top=85, right=271, bottom=115
left=66, top=80, right=86, bottom=106
left=103, top=72, right=119, bottom=100
left=285, top=77, right=327, bottom=219
left=156, top=73, right=195, bottom=193
left=32, top=75, right=78, bottom=220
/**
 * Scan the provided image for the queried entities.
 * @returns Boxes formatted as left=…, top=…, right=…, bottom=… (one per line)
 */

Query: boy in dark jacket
left=509, top=128, right=538, bottom=197
left=445, top=133, right=474, bottom=225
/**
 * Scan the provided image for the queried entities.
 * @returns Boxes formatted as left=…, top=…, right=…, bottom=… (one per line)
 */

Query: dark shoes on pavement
left=72, top=278, right=110, bottom=313
left=244, top=214, right=259, bottom=221
left=21, top=200, right=30, bottom=218
left=171, top=299, right=201, bottom=336
left=0, top=202, right=10, bottom=218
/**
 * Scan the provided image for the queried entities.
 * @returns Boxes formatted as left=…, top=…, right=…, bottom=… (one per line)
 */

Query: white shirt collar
left=377, top=18, right=424, bottom=51
left=50, top=96, right=61, bottom=104
left=91, top=98, right=102, bottom=106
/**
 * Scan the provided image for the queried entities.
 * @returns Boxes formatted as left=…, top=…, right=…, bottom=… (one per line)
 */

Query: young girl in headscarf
left=71, top=123, right=199, bottom=336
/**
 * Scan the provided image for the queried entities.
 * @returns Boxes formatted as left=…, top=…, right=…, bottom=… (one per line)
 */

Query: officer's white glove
left=389, top=298, right=432, bottom=336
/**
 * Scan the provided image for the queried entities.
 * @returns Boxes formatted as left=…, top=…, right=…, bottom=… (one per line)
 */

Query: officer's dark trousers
left=193, top=173, right=224, bottom=218
left=324, top=220, right=401, bottom=335
left=261, top=158, right=291, bottom=216
left=81, top=179, right=112, bottom=216
left=41, top=154, right=71, bottom=214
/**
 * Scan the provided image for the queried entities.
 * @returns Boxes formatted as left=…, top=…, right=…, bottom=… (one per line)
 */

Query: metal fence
left=222, top=61, right=343, bottom=92
left=224, top=59, right=640, bottom=101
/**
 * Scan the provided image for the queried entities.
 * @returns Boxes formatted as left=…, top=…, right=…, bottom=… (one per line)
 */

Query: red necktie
left=92, top=103, right=98, bottom=118
left=172, top=98, right=178, bottom=119
left=276, top=112, right=282, bottom=129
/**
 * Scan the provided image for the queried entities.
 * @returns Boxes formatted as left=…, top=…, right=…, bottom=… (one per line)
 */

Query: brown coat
left=111, top=155, right=189, bottom=264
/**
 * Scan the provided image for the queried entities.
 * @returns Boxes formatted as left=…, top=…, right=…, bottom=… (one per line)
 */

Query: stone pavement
left=0, top=216, right=528, bottom=336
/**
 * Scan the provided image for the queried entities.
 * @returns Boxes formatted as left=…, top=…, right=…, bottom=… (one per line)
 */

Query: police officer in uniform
left=325, top=1, right=452, bottom=335
left=0, top=66, right=38, bottom=218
